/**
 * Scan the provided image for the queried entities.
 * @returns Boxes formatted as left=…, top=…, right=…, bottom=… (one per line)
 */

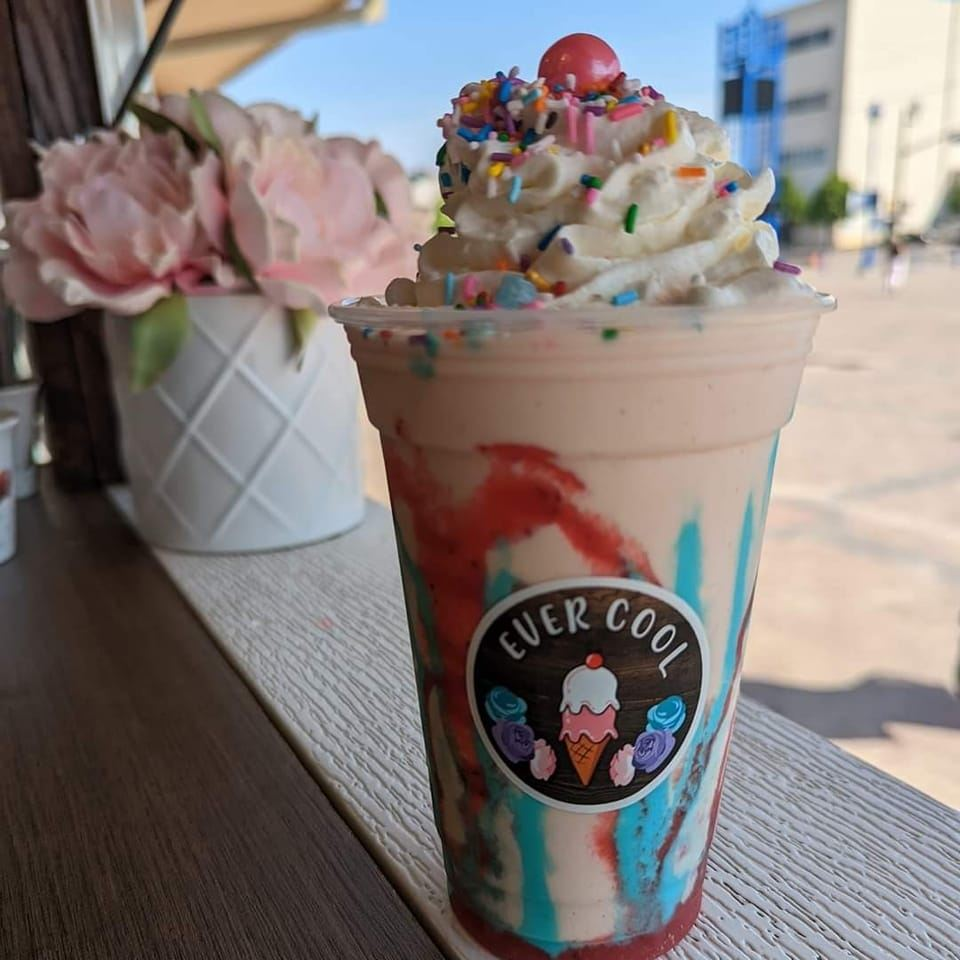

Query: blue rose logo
left=631, top=729, right=676, bottom=773
left=485, top=685, right=527, bottom=724
left=646, top=695, right=687, bottom=735
left=492, top=720, right=536, bottom=763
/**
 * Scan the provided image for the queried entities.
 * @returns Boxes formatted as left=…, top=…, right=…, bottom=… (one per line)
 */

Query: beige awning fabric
left=145, top=0, right=384, bottom=94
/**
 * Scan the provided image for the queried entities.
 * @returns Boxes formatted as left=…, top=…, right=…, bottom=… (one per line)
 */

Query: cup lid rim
left=330, top=291, right=837, bottom=332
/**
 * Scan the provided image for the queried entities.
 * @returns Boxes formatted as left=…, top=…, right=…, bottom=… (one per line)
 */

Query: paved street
left=361, top=249, right=960, bottom=808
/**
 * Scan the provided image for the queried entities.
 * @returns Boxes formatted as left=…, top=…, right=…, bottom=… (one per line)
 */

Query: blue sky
left=225, top=0, right=784, bottom=172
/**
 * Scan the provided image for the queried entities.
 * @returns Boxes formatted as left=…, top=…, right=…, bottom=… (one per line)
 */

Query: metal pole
left=860, top=104, right=881, bottom=261
left=891, top=102, right=920, bottom=234
left=111, top=0, right=186, bottom=127
left=891, top=108, right=904, bottom=234
left=936, top=0, right=959, bottom=188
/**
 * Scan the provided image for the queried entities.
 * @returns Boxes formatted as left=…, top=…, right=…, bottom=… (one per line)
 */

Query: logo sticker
left=467, top=578, right=708, bottom=813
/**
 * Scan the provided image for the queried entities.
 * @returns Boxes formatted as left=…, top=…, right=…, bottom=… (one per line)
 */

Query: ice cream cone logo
left=467, top=577, right=707, bottom=812
left=559, top=653, right=619, bottom=787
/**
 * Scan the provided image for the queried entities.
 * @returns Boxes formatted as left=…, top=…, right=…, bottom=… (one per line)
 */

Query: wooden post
left=0, top=0, right=123, bottom=489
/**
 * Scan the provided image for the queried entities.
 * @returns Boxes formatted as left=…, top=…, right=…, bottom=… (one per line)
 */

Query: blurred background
left=7, top=0, right=960, bottom=804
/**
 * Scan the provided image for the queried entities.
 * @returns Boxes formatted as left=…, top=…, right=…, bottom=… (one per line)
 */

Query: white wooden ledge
left=114, top=493, right=959, bottom=959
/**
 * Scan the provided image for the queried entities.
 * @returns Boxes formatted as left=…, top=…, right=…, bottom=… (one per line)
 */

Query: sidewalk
left=360, top=250, right=960, bottom=808
left=747, top=249, right=960, bottom=807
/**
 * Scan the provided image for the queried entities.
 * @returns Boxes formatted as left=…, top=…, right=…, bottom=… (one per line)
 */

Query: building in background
left=719, top=0, right=960, bottom=244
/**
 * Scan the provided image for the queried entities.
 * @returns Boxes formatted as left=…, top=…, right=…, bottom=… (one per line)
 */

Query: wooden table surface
left=5, top=481, right=959, bottom=960
left=137, top=495, right=960, bottom=960
left=0, top=481, right=443, bottom=960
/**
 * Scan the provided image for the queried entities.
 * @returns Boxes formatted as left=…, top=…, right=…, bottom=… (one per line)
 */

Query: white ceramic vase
left=105, top=295, right=364, bottom=553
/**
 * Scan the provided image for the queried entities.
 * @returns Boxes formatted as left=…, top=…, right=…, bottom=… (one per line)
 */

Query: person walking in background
left=883, top=238, right=910, bottom=293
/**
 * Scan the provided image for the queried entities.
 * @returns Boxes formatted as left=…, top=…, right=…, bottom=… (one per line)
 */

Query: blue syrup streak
left=615, top=491, right=757, bottom=935
left=761, top=435, right=780, bottom=531
left=614, top=515, right=705, bottom=933
left=481, top=552, right=560, bottom=949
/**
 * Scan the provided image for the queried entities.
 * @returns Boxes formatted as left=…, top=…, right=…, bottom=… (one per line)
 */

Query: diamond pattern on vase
left=107, top=296, right=363, bottom=553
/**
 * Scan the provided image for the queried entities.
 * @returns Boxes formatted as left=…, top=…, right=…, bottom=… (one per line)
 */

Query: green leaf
left=224, top=221, right=257, bottom=288
left=374, top=190, right=390, bottom=220
left=188, top=90, right=222, bottom=154
left=288, top=308, right=319, bottom=358
left=131, top=102, right=200, bottom=153
left=130, top=295, right=191, bottom=391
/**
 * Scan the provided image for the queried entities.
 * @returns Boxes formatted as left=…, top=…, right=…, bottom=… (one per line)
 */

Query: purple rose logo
left=632, top=729, right=676, bottom=774
left=492, top=720, right=536, bottom=763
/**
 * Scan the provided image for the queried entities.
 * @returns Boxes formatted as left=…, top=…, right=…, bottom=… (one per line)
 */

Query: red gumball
left=538, top=34, right=622, bottom=96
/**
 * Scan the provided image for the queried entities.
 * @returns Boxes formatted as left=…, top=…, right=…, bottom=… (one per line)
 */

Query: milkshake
left=332, top=33, right=834, bottom=960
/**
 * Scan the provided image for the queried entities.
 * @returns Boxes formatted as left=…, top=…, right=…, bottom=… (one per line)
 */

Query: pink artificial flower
left=153, top=92, right=312, bottom=161
left=2, top=130, right=239, bottom=320
left=227, top=134, right=417, bottom=312
left=2, top=88, right=417, bottom=325
left=609, top=744, right=636, bottom=787
left=530, top=739, right=557, bottom=782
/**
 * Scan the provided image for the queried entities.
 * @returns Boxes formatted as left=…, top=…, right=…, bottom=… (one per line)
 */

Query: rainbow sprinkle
left=611, top=102, right=645, bottom=122
left=526, top=268, right=551, bottom=292
left=410, top=356, right=435, bottom=380
left=773, top=260, right=802, bottom=275
left=584, top=111, right=597, bottom=153
left=494, top=274, right=538, bottom=307
left=430, top=67, right=688, bottom=309
left=538, top=224, right=562, bottom=251
left=664, top=109, right=679, bottom=145
left=566, top=103, right=579, bottom=147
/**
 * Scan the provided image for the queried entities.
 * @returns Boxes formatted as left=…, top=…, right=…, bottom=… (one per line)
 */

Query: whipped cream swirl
left=387, top=73, right=813, bottom=309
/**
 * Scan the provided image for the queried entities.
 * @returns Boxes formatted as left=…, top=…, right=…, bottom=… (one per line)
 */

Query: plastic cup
left=332, top=295, right=834, bottom=959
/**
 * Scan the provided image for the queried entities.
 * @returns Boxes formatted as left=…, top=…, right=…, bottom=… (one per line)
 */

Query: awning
left=144, top=0, right=384, bottom=94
